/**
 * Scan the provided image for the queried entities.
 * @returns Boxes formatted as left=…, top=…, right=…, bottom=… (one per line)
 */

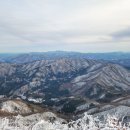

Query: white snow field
left=0, top=112, right=130, bottom=130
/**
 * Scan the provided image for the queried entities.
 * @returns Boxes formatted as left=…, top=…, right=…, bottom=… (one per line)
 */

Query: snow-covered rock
left=0, top=112, right=129, bottom=130
left=0, top=99, right=42, bottom=114
left=0, top=100, right=32, bottom=114
left=94, top=105, right=130, bottom=121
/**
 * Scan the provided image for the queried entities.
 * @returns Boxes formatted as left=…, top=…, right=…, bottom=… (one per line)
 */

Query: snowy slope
left=0, top=112, right=130, bottom=130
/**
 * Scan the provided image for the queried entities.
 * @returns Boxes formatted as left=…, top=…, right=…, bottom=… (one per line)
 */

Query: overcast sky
left=0, top=0, right=130, bottom=53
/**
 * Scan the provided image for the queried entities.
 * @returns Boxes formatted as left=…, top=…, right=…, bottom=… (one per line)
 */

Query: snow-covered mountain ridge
left=0, top=57, right=130, bottom=130
left=0, top=111, right=130, bottom=130
left=0, top=58, right=130, bottom=116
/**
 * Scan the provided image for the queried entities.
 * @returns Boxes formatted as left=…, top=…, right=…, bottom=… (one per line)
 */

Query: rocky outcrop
left=0, top=99, right=44, bottom=114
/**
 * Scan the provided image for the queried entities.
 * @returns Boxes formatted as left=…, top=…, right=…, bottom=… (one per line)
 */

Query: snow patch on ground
left=0, top=112, right=130, bottom=130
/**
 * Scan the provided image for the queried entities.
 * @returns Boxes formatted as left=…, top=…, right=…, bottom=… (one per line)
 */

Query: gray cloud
left=0, top=0, right=130, bottom=52
left=112, top=27, right=130, bottom=39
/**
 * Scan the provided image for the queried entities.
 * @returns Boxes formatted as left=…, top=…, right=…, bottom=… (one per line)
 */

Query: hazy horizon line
left=0, top=50, right=130, bottom=54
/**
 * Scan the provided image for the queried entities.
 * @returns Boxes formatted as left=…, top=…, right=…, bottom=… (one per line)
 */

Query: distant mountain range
left=0, top=51, right=130, bottom=68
